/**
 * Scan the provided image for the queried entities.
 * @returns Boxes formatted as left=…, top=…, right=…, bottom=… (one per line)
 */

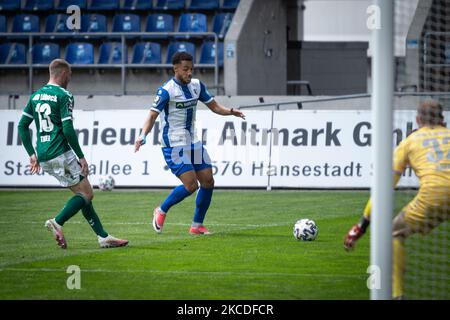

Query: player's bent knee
left=186, top=182, right=199, bottom=194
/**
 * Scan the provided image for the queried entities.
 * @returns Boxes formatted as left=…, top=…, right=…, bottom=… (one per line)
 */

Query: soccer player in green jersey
left=18, top=59, right=128, bottom=249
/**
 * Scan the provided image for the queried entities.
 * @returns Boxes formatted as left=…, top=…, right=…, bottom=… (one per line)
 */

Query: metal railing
left=238, top=92, right=450, bottom=110
left=0, top=31, right=221, bottom=95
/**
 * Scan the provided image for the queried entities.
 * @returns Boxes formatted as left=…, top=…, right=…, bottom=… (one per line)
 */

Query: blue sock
left=193, top=187, right=214, bottom=224
left=160, top=185, right=192, bottom=213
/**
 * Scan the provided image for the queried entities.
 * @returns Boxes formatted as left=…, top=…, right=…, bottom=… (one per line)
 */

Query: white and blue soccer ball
left=293, top=219, right=318, bottom=241
left=98, top=175, right=115, bottom=191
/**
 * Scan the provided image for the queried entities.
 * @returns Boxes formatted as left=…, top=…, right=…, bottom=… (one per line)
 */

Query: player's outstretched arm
left=343, top=172, right=402, bottom=251
left=135, top=110, right=159, bottom=153
left=205, top=100, right=246, bottom=119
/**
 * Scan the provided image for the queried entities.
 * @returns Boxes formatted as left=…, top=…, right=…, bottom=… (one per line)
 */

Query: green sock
left=81, top=202, right=108, bottom=238
left=55, top=194, right=86, bottom=226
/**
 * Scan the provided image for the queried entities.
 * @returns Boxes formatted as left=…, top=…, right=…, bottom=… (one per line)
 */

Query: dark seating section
left=24, top=0, right=54, bottom=12
left=132, top=42, right=162, bottom=64
left=189, top=0, right=220, bottom=11
left=0, top=15, right=5, bottom=32
left=89, top=0, right=120, bottom=11
left=0, top=0, right=21, bottom=12
left=45, top=14, right=71, bottom=33
left=57, top=0, right=87, bottom=11
left=0, top=42, right=26, bottom=64
left=98, top=42, right=127, bottom=64
left=178, top=13, right=208, bottom=33
left=0, top=1, right=240, bottom=66
left=65, top=42, right=94, bottom=64
left=212, top=12, right=233, bottom=40
left=166, top=41, right=196, bottom=63
left=12, top=14, right=40, bottom=33
left=155, top=0, right=185, bottom=10
left=33, top=42, right=60, bottom=63
left=122, top=0, right=153, bottom=11
left=199, top=40, right=223, bottom=66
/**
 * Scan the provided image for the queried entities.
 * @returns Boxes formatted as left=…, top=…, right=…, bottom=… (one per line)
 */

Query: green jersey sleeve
left=18, top=99, right=36, bottom=157
left=59, top=93, right=74, bottom=122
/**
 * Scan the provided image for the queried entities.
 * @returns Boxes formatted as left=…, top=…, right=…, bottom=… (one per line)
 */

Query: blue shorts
left=162, top=142, right=212, bottom=177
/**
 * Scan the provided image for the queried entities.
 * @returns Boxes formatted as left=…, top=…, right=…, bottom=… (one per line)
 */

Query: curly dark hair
left=172, top=51, right=193, bottom=65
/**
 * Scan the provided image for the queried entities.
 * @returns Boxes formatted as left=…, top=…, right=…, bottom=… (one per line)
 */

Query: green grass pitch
left=0, top=189, right=442, bottom=300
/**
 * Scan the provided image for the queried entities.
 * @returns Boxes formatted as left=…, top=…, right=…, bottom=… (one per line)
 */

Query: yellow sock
left=392, top=238, right=406, bottom=298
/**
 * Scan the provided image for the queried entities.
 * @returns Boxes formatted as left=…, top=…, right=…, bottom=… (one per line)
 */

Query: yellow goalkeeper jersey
left=393, top=125, right=450, bottom=188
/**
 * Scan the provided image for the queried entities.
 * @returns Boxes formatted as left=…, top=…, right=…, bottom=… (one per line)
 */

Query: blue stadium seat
left=0, top=15, right=6, bottom=33
left=189, top=0, right=219, bottom=11
left=212, top=13, right=233, bottom=40
left=178, top=13, right=207, bottom=35
left=0, top=0, right=21, bottom=12
left=12, top=14, right=40, bottom=33
left=45, top=14, right=71, bottom=33
left=65, top=42, right=94, bottom=64
left=166, top=42, right=195, bottom=63
left=32, top=43, right=60, bottom=64
left=112, top=14, right=140, bottom=33
left=122, top=0, right=153, bottom=11
left=155, top=0, right=185, bottom=10
left=98, top=42, right=127, bottom=64
left=222, top=0, right=240, bottom=10
left=89, top=0, right=120, bottom=11
left=79, top=14, right=107, bottom=38
left=199, top=41, right=223, bottom=66
left=24, top=0, right=54, bottom=11
left=0, top=43, right=26, bottom=64
left=145, top=14, right=174, bottom=38
left=57, top=0, right=87, bottom=11
left=132, top=42, right=162, bottom=64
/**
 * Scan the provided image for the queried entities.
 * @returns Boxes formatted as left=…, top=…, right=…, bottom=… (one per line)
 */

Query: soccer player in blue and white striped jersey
left=135, top=51, right=245, bottom=235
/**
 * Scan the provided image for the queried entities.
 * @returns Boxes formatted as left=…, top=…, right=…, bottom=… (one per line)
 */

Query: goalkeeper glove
left=344, top=216, right=370, bottom=251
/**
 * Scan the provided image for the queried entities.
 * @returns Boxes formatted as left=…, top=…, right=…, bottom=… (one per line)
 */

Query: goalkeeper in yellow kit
left=344, top=100, right=450, bottom=299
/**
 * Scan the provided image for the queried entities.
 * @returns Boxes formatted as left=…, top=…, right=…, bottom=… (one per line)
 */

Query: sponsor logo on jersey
left=175, top=99, right=197, bottom=109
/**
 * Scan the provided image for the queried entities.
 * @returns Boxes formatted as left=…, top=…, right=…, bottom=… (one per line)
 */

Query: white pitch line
left=0, top=267, right=366, bottom=279
left=0, top=221, right=290, bottom=228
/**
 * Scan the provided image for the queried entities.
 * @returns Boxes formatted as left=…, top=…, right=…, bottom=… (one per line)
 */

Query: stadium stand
left=145, top=13, right=174, bottom=36
left=199, top=40, right=224, bottom=66
left=32, top=43, right=60, bottom=64
left=0, top=15, right=5, bottom=33
left=212, top=13, right=233, bottom=40
left=12, top=14, right=40, bottom=33
left=166, top=41, right=196, bottom=63
left=57, top=0, right=87, bottom=11
left=98, top=42, right=127, bottom=64
left=222, top=0, right=240, bottom=10
left=65, top=42, right=94, bottom=65
left=79, top=13, right=107, bottom=39
left=132, top=42, right=162, bottom=64
left=0, top=0, right=21, bottom=12
left=89, top=0, right=120, bottom=11
left=122, top=0, right=153, bottom=11
left=112, top=13, right=141, bottom=38
left=154, top=0, right=185, bottom=11
left=23, top=0, right=54, bottom=12
left=0, top=43, right=26, bottom=64
left=189, top=0, right=220, bottom=11
left=45, top=14, right=71, bottom=33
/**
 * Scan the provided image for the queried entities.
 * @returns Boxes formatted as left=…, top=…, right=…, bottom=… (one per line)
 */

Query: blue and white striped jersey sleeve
left=199, top=81, right=214, bottom=104
left=151, top=88, right=170, bottom=113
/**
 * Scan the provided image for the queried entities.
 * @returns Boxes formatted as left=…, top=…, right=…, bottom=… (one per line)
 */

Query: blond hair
left=418, top=100, right=444, bottom=126
left=49, top=59, right=71, bottom=78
